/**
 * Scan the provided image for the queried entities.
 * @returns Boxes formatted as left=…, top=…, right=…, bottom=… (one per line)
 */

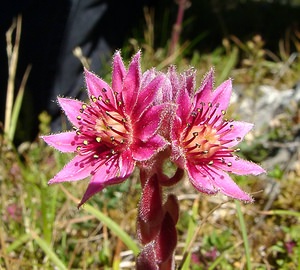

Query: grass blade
left=83, top=203, right=140, bottom=256
left=60, top=185, right=140, bottom=256
left=235, top=200, right=251, bottom=270
left=5, top=234, right=31, bottom=254
left=31, top=230, right=67, bottom=270
left=8, top=65, right=31, bottom=141
left=261, top=209, right=300, bottom=218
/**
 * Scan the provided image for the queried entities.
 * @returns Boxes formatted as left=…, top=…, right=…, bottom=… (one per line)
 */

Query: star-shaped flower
left=41, top=51, right=167, bottom=207
left=170, top=68, right=265, bottom=201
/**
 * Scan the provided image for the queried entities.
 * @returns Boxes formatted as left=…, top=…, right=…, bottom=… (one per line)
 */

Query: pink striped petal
left=41, top=132, right=77, bottom=152
left=183, top=68, right=196, bottom=97
left=195, top=71, right=231, bottom=114
left=141, top=68, right=157, bottom=88
left=216, top=157, right=265, bottom=175
left=132, top=75, right=165, bottom=118
left=167, top=65, right=180, bottom=99
left=135, top=104, right=166, bottom=140
left=119, top=149, right=135, bottom=178
left=132, top=135, right=167, bottom=161
left=122, top=52, right=141, bottom=114
left=48, top=155, right=93, bottom=184
left=84, top=68, right=115, bottom=105
left=78, top=182, right=105, bottom=208
left=196, top=68, right=214, bottom=97
left=58, top=97, right=83, bottom=127
left=221, top=121, right=253, bottom=147
left=176, top=81, right=192, bottom=122
left=210, top=79, right=232, bottom=112
left=186, top=163, right=217, bottom=194
left=78, top=154, right=134, bottom=207
left=112, top=51, right=126, bottom=93
left=210, top=169, right=253, bottom=202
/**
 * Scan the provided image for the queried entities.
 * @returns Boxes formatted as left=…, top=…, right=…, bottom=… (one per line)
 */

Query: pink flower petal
left=141, top=68, right=157, bottom=88
left=170, top=116, right=183, bottom=141
left=84, top=68, right=115, bottom=105
left=176, top=82, right=192, bottom=122
left=41, top=132, right=77, bottom=152
left=196, top=68, right=214, bottom=97
left=119, top=149, right=136, bottom=178
left=78, top=155, right=133, bottom=207
left=49, top=155, right=93, bottom=184
left=167, top=65, right=180, bottom=99
left=195, top=71, right=232, bottom=113
left=122, top=52, right=141, bottom=114
left=132, top=135, right=167, bottom=161
left=78, top=182, right=105, bottom=208
left=221, top=121, right=253, bottom=147
left=132, top=74, right=165, bottom=118
left=216, top=156, right=265, bottom=175
left=183, top=68, right=196, bottom=97
left=210, top=169, right=253, bottom=202
left=57, top=97, right=83, bottom=127
left=135, top=104, right=166, bottom=140
left=112, top=51, right=126, bottom=93
left=210, top=79, right=232, bottom=112
left=186, top=163, right=217, bottom=194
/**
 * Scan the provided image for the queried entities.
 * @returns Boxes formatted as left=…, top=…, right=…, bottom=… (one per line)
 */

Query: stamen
left=90, top=95, right=97, bottom=102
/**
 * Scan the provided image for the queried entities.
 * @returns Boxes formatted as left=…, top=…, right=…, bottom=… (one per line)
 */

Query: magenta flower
left=170, top=68, right=265, bottom=201
left=41, top=51, right=167, bottom=207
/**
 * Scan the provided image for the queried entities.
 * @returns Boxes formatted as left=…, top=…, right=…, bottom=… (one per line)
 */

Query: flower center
left=72, top=89, right=132, bottom=160
left=183, top=124, right=221, bottom=160
left=95, top=111, right=129, bottom=145
left=181, top=102, right=236, bottom=166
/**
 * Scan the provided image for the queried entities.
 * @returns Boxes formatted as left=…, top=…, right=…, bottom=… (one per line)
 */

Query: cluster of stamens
left=71, top=88, right=132, bottom=166
left=181, top=102, right=240, bottom=168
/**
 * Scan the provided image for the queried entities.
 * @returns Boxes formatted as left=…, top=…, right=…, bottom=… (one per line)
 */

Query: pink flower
left=170, top=68, right=265, bottom=201
left=41, top=51, right=167, bottom=207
